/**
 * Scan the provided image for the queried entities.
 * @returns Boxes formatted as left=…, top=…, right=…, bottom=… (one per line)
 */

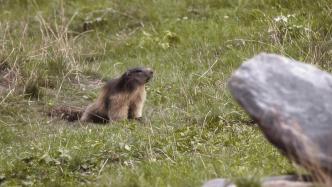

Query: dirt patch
left=48, top=106, right=84, bottom=122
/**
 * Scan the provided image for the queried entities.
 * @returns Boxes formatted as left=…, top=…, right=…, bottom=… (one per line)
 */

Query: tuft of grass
left=24, top=79, right=43, bottom=99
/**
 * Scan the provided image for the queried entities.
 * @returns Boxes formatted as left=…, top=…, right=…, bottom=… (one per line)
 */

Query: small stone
left=202, top=178, right=235, bottom=187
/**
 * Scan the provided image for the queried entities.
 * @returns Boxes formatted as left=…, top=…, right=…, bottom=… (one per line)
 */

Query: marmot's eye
left=133, top=69, right=143, bottom=73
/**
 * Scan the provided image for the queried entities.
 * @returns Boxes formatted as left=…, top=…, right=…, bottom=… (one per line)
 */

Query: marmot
left=80, top=67, right=153, bottom=123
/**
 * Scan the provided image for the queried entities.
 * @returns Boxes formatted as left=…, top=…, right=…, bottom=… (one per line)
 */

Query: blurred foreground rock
left=203, top=175, right=314, bottom=187
left=228, top=53, right=332, bottom=178
left=202, top=178, right=235, bottom=187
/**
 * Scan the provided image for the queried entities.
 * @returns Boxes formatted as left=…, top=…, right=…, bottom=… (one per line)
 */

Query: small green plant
left=24, top=80, right=43, bottom=99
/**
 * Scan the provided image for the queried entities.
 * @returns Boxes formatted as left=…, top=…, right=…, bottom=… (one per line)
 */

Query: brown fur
left=80, top=67, right=153, bottom=123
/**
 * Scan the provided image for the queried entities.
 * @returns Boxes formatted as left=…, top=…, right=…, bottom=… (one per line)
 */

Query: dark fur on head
left=119, top=67, right=153, bottom=91
left=102, top=67, right=153, bottom=115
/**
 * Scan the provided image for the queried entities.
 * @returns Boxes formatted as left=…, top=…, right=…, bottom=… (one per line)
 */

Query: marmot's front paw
left=134, top=117, right=145, bottom=123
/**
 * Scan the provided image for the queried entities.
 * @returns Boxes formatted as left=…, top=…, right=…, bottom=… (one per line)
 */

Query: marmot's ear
left=125, top=71, right=130, bottom=76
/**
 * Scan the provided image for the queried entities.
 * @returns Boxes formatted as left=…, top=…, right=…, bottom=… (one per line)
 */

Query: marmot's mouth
left=145, top=75, right=153, bottom=83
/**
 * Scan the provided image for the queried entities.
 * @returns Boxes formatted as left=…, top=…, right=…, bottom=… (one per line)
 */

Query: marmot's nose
left=146, top=68, right=154, bottom=75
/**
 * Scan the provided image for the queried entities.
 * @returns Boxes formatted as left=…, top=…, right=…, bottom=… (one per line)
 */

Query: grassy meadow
left=0, top=0, right=331, bottom=186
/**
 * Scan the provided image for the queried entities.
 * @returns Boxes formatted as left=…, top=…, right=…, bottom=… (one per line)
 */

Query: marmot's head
left=121, top=67, right=153, bottom=90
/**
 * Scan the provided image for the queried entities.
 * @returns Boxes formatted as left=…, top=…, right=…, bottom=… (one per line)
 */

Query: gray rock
left=262, top=175, right=314, bottom=187
left=262, top=181, right=314, bottom=187
left=203, top=176, right=315, bottom=187
left=228, top=53, right=332, bottom=177
left=202, top=178, right=235, bottom=187
left=262, top=175, right=312, bottom=183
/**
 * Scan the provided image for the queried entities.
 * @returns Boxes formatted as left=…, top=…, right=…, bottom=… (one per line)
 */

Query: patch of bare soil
left=48, top=105, right=84, bottom=122
left=48, top=76, right=105, bottom=122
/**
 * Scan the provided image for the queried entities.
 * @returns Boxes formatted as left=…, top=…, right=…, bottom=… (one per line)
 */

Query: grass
left=0, top=0, right=331, bottom=186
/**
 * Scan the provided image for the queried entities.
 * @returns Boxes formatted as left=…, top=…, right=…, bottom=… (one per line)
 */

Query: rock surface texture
left=228, top=53, right=332, bottom=178
left=202, top=176, right=314, bottom=187
left=202, top=178, right=235, bottom=187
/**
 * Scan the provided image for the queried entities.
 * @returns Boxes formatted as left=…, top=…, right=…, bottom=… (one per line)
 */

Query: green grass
left=1, top=0, right=331, bottom=186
